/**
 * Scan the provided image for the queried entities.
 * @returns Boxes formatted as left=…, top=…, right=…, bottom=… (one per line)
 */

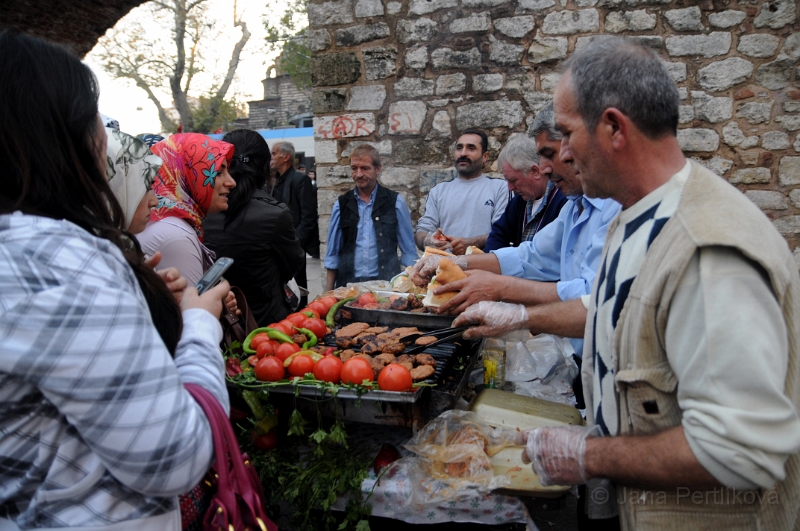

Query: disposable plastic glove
left=452, top=301, right=528, bottom=339
left=409, top=254, right=468, bottom=287
left=520, top=425, right=600, bottom=486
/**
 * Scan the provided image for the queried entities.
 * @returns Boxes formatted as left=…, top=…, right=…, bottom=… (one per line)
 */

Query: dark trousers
left=295, top=255, right=308, bottom=308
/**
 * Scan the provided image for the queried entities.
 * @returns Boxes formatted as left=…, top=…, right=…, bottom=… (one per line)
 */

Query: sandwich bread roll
left=422, top=258, right=467, bottom=308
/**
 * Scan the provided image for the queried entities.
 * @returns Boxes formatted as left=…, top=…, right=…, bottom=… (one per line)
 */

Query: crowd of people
left=1, top=27, right=799, bottom=531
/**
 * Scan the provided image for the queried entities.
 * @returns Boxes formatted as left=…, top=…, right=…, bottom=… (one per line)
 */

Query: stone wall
left=309, top=0, right=799, bottom=266
left=248, top=74, right=313, bottom=129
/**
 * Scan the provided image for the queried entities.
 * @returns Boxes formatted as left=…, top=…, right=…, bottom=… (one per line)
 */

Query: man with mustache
left=414, top=129, right=509, bottom=255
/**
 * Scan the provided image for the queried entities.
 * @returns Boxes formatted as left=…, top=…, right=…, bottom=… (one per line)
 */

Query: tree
left=93, top=0, right=250, bottom=133
left=263, top=0, right=311, bottom=89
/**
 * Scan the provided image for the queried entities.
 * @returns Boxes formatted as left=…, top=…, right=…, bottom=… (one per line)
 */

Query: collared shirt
left=492, top=195, right=621, bottom=355
left=325, top=187, right=417, bottom=276
left=521, top=180, right=557, bottom=242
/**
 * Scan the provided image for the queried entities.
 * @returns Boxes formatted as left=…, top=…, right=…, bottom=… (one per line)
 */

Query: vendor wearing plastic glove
left=465, top=38, right=800, bottom=530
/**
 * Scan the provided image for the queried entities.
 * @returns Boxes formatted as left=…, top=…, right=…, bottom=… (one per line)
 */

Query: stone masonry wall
left=309, top=0, right=800, bottom=267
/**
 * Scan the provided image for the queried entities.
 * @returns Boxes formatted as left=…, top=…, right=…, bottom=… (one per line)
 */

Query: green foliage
left=191, top=92, right=247, bottom=133
left=263, top=0, right=311, bottom=89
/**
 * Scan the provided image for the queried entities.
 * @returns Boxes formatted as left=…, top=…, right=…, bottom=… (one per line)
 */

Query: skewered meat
left=381, top=341, right=406, bottom=354
left=410, top=365, right=435, bottom=380
left=407, top=295, right=424, bottom=309
left=363, top=326, right=388, bottom=335
left=414, top=336, right=438, bottom=346
left=336, top=337, right=358, bottom=349
left=356, top=333, right=377, bottom=345
left=414, top=354, right=437, bottom=367
left=361, top=341, right=382, bottom=355
left=390, top=297, right=410, bottom=311
left=395, top=354, right=415, bottom=371
left=340, top=349, right=357, bottom=362
left=377, top=332, right=398, bottom=341
left=291, top=333, right=307, bottom=345
left=374, top=353, right=396, bottom=365
left=335, top=322, right=370, bottom=338
left=392, top=327, right=419, bottom=338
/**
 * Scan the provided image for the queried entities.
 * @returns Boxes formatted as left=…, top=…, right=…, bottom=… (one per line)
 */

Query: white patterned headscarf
left=105, top=127, right=162, bottom=230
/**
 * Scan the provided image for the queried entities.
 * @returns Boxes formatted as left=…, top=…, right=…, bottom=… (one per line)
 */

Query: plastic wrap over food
left=505, top=334, right=579, bottom=406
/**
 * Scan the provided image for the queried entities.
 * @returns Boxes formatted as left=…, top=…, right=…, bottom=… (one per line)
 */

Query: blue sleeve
left=485, top=195, right=520, bottom=252
left=324, top=201, right=342, bottom=270
left=491, top=205, right=567, bottom=281
left=395, top=195, right=418, bottom=267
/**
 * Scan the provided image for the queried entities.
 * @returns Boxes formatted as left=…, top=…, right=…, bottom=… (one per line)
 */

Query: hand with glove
left=409, top=254, right=468, bottom=287
left=452, top=300, right=529, bottom=339
left=423, top=228, right=452, bottom=251
left=519, top=425, right=600, bottom=486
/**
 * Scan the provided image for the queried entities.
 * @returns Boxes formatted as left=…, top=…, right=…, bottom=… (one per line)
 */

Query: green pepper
left=283, top=350, right=323, bottom=367
left=325, top=297, right=355, bottom=328
left=243, top=327, right=295, bottom=354
left=294, top=326, right=317, bottom=349
left=255, top=414, right=279, bottom=435
left=242, top=390, right=266, bottom=420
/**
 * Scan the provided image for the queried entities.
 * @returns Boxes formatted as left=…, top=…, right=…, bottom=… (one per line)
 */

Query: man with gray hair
left=484, top=135, right=566, bottom=252
left=455, top=36, right=800, bottom=530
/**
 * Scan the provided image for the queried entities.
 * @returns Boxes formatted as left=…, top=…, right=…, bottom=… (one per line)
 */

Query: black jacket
left=203, top=190, right=306, bottom=326
left=271, top=167, right=318, bottom=254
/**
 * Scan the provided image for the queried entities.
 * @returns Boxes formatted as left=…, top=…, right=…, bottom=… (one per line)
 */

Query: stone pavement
left=305, top=254, right=325, bottom=301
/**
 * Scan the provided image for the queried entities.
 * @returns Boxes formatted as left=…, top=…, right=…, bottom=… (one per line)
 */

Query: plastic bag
left=505, top=334, right=579, bottom=406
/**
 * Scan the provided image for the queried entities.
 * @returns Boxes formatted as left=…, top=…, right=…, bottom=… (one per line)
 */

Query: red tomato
left=287, top=355, right=315, bottom=377
left=256, top=341, right=275, bottom=359
left=266, top=339, right=281, bottom=351
left=317, top=297, right=338, bottom=314
left=251, top=431, right=278, bottom=451
left=307, top=301, right=328, bottom=317
left=313, top=356, right=343, bottom=383
left=275, top=342, right=300, bottom=362
left=300, top=307, right=321, bottom=319
left=341, top=358, right=374, bottom=385
left=249, top=333, right=269, bottom=350
left=247, top=355, right=259, bottom=367
left=378, top=364, right=413, bottom=392
left=301, top=318, right=327, bottom=339
left=285, top=313, right=308, bottom=327
left=356, top=293, right=378, bottom=307
left=254, top=356, right=285, bottom=382
left=269, top=322, right=292, bottom=336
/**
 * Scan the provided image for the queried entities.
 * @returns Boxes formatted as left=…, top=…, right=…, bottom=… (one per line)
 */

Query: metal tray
left=342, top=291, right=455, bottom=329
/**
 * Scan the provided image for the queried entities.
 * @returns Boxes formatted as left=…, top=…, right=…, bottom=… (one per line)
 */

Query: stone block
left=429, top=111, right=451, bottom=138
left=409, top=0, right=457, bottom=15
left=463, top=0, right=506, bottom=6
left=473, top=73, right=504, bottom=93
left=696, top=58, right=754, bottom=92
left=308, top=0, right=354, bottom=25
left=388, top=101, right=427, bottom=135
left=774, top=216, right=800, bottom=235
left=347, top=85, right=386, bottom=111
left=746, top=190, right=789, bottom=210
left=311, top=88, right=348, bottom=113
left=678, top=88, right=688, bottom=100
left=664, top=62, right=687, bottom=83
left=606, top=10, right=657, bottom=33
left=335, top=23, right=391, bottom=47
left=665, top=6, right=704, bottom=31
left=689, top=156, right=733, bottom=175
left=420, top=168, right=457, bottom=193
left=755, top=56, right=793, bottom=90
left=523, top=91, right=553, bottom=112
left=380, top=167, right=419, bottom=187
left=507, top=72, right=537, bottom=94
left=405, top=46, right=428, bottom=70
left=401, top=190, right=420, bottom=213
left=735, top=101, right=773, bottom=124
left=386, top=1, right=402, bottom=14
left=431, top=47, right=482, bottom=70
left=341, top=140, right=392, bottom=158
left=691, top=91, right=732, bottom=123
left=630, top=36, right=663, bottom=49
left=363, top=47, right=397, bottom=80
left=679, top=105, right=694, bottom=124
left=436, top=73, right=467, bottom=95
left=450, top=12, right=492, bottom=33
left=762, top=131, right=790, bottom=150
left=314, top=113, right=376, bottom=140
left=794, top=248, right=800, bottom=270
left=394, top=77, right=435, bottom=98
left=309, top=29, right=332, bottom=52
left=541, top=9, right=599, bottom=35
left=394, top=139, right=450, bottom=165
left=541, top=72, right=562, bottom=93
left=665, top=33, right=731, bottom=58
left=730, top=167, right=771, bottom=184
left=780, top=156, right=800, bottom=185
left=722, top=122, right=759, bottom=148
left=315, top=140, right=339, bottom=164
left=739, top=150, right=761, bottom=165
left=311, top=53, right=361, bottom=87
left=708, top=10, right=746, bottom=28
left=783, top=33, right=800, bottom=60
left=317, top=189, right=343, bottom=216
left=456, top=101, right=525, bottom=130
left=355, top=0, right=384, bottom=17
left=737, top=34, right=780, bottom=58
left=528, top=34, right=568, bottom=64
left=516, top=0, right=556, bottom=12
left=790, top=189, right=800, bottom=208
left=785, top=102, right=800, bottom=113
left=753, top=0, right=795, bottom=29
left=397, top=18, right=438, bottom=44
left=317, top=165, right=352, bottom=188
left=489, top=36, right=525, bottom=65
left=677, top=128, right=719, bottom=152
left=494, top=16, right=536, bottom=38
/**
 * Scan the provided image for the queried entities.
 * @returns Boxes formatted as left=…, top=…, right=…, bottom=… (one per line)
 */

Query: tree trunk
left=208, top=18, right=250, bottom=124
left=169, top=0, right=195, bottom=132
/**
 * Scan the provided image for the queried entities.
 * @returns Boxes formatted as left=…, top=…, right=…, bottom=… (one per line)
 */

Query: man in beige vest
left=455, top=36, right=800, bottom=530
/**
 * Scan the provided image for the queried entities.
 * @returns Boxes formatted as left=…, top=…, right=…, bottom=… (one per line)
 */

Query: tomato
left=251, top=430, right=278, bottom=451
left=274, top=342, right=300, bottom=362
left=301, top=318, right=327, bottom=339
left=266, top=339, right=281, bottom=351
left=341, top=358, right=374, bottom=385
left=313, top=356, right=343, bottom=383
left=285, top=312, right=308, bottom=327
left=317, top=296, right=338, bottom=314
left=267, top=321, right=292, bottom=336
left=287, top=355, right=315, bottom=377
left=378, top=364, right=413, bottom=392
left=300, top=307, right=321, bottom=319
left=254, top=356, right=285, bottom=382
left=256, top=341, right=275, bottom=359
left=249, top=333, right=269, bottom=350
left=247, top=355, right=259, bottom=367
left=308, top=300, right=329, bottom=316
left=356, top=292, right=378, bottom=308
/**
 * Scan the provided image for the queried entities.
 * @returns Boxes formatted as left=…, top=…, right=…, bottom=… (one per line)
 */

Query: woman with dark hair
left=204, top=129, right=305, bottom=326
left=0, top=31, right=230, bottom=530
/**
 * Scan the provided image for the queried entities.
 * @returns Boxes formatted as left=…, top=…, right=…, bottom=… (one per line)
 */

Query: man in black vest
left=324, top=145, right=417, bottom=289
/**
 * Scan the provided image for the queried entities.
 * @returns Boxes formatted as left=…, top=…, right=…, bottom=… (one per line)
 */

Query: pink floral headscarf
left=150, top=133, right=233, bottom=241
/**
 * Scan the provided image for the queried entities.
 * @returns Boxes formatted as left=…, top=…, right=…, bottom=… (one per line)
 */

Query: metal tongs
left=401, top=326, right=469, bottom=354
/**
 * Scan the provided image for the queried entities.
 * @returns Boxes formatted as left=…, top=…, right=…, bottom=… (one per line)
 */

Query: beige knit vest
left=583, top=162, right=800, bottom=531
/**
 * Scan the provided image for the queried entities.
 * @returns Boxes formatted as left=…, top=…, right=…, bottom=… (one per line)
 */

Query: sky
left=84, top=0, right=288, bottom=136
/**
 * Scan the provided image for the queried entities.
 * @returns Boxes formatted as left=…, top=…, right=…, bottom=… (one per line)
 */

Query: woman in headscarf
left=204, top=129, right=305, bottom=326
left=137, top=133, right=237, bottom=285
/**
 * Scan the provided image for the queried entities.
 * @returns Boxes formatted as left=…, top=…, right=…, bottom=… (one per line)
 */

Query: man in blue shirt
left=325, top=145, right=417, bottom=289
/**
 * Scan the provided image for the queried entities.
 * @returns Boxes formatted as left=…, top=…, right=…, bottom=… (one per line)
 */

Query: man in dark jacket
left=269, top=141, right=318, bottom=305
left=324, top=145, right=417, bottom=289
left=484, top=135, right=567, bottom=252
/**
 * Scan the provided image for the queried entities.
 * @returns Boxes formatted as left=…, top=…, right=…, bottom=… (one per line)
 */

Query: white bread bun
left=422, top=259, right=467, bottom=308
